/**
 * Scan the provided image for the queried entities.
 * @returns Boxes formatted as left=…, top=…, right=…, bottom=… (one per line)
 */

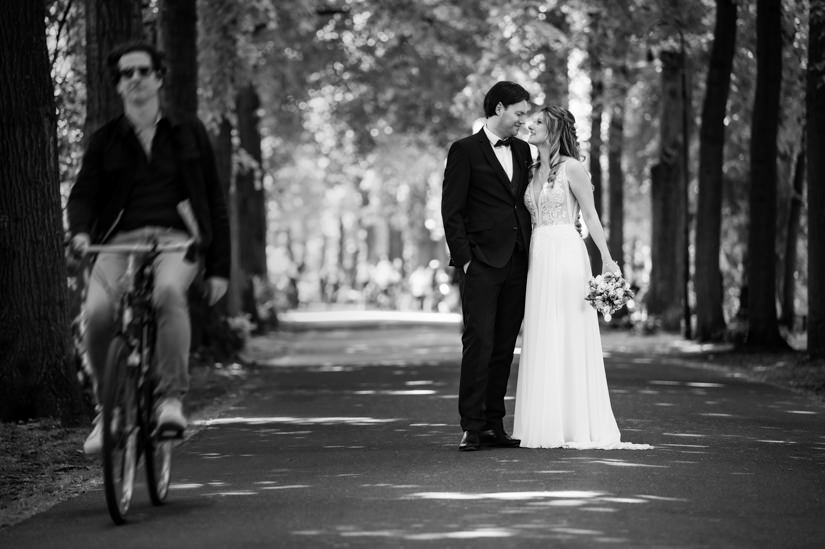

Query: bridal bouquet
left=585, top=271, right=634, bottom=321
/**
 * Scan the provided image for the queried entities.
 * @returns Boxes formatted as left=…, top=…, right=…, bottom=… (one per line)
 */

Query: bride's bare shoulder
left=562, top=156, right=587, bottom=176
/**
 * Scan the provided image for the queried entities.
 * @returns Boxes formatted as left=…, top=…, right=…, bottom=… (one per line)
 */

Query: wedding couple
left=441, top=81, right=650, bottom=451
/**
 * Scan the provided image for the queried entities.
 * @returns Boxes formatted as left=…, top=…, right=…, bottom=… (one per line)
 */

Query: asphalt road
left=1, top=312, right=823, bottom=548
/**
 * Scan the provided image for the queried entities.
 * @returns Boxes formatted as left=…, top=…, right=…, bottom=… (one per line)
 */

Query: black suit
left=441, top=129, right=532, bottom=433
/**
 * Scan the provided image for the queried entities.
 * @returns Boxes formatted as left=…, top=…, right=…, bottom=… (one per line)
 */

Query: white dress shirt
left=483, top=124, right=513, bottom=181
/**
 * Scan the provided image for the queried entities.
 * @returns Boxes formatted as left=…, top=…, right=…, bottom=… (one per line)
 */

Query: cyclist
left=68, top=42, right=230, bottom=453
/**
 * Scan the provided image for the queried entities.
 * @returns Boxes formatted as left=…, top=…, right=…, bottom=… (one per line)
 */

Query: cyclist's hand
left=205, top=276, right=228, bottom=306
left=70, top=233, right=91, bottom=256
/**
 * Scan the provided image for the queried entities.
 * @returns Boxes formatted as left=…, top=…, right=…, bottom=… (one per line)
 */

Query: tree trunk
left=236, top=84, right=267, bottom=322
left=83, top=0, right=143, bottom=137
left=607, top=100, right=625, bottom=270
left=236, top=85, right=267, bottom=277
left=647, top=50, right=687, bottom=331
left=586, top=12, right=604, bottom=276
left=607, top=27, right=630, bottom=275
left=211, top=117, right=241, bottom=316
left=780, top=143, right=805, bottom=329
left=746, top=0, right=787, bottom=348
left=807, top=1, right=825, bottom=358
left=695, top=0, right=737, bottom=342
left=0, top=0, right=85, bottom=422
left=158, top=0, right=197, bottom=116
left=537, top=9, right=569, bottom=106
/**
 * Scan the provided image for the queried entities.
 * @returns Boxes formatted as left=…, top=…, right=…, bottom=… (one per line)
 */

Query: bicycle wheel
left=102, top=336, right=139, bottom=525
left=143, top=380, right=172, bottom=505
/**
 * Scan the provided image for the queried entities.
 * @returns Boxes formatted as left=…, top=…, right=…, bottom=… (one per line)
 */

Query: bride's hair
left=531, top=105, right=582, bottom=185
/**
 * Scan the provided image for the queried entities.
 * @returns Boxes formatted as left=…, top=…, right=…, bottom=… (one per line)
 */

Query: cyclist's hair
left=107, top=41, right=167, bottom=85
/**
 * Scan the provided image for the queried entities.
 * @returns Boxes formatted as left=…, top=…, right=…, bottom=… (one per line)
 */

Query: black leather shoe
left=480, top=429, right=521, bottom=448
left=459, top=430, right=481, bottom=451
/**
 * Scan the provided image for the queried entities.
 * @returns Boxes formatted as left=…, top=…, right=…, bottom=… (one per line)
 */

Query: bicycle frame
left=83, top=237, right=195, bottom=524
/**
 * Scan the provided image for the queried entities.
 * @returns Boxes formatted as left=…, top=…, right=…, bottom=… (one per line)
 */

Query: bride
left=512, top=105, right=650, bottom=450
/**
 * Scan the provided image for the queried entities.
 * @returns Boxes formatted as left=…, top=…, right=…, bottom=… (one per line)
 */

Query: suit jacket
left=441, top=129, right=533, bottom=269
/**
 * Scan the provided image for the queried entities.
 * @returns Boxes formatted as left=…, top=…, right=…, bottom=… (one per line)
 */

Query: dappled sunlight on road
left=193, top=416, right=400, bottom=426
left=407, top=490, right=606, bottom=501
left=293, top=526, right=516, bottom=541
left=354, top=389, right=436, bottom=395
left=167, top=324, right=825, bottom=545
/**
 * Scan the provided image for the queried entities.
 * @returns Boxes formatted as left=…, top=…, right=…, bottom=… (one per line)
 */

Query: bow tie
left=494, top=137, right=513, bottom=148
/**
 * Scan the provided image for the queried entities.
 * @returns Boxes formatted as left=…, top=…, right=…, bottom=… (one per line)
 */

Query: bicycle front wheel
left=102, top=336, right=139, bottom=525
left=143, top=378, right=172, bottom=504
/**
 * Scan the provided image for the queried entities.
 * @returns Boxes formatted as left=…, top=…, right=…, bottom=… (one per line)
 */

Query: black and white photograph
left=1, top=0, right=824, bottom=547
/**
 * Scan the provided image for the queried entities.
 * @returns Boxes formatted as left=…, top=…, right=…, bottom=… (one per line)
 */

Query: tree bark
left=83, top=0, right=143, bottom=137
left=0, top=0, right=85, bottom=422
left=695, top=0, right=737, bottom=342
left=212, top=117, right=241, bottom=316
left=780, top=143, right=804, bottom=329
left=746, top=0, right=787, bottom=348
left=807, top=1, right=825, bottom=357
left=236, top=84, right=267, bottom=322
left=586, top=12, right=604, bottom=276
left=236, top=85, right=267, bottom=277
left=537, top=9, right=569, bottom=106
left=158, top=0, right=198, bottom=116
left=607, top=27, right=631, bottom=275
left=647, top=50, right=687, bottom=332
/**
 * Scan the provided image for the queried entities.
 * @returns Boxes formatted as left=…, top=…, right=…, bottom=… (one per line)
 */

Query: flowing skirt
left=513, top=224, right=650, bottom=450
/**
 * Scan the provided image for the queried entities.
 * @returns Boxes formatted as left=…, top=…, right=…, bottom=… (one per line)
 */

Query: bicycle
left=83, top=237, right=196, bottom=525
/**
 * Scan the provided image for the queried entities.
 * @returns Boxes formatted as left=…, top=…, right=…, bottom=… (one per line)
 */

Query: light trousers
left=85, top=227, right=199, bottom=400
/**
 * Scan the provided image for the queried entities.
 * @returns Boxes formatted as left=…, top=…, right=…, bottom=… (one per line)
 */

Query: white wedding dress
left=513, top=161, right=651, bottom=450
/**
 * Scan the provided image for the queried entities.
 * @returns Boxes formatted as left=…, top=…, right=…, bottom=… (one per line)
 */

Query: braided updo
left=532, top=105, right=583, bottom=186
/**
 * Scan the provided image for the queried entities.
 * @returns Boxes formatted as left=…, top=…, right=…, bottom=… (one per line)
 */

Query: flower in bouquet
left=584, top=271, right=634, bottom=321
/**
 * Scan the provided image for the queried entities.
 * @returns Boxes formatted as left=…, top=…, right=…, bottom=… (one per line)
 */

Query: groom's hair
left=483, top=81, right=530, bottom=118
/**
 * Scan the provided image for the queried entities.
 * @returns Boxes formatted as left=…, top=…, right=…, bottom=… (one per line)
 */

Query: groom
left=441, top=81, right=532, bottom=451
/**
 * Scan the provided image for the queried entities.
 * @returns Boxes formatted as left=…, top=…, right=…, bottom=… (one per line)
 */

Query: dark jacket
left=441, top=129, right=533, bottom=269
left=67, top=112, right=230, bottom=279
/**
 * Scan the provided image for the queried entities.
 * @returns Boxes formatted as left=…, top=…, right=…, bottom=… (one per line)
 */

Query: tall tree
left=236, top=83, right=267, bottom=320
left=780, top=141, right=805, bottom=329
left=0, top=0, right=84, bottom=421
left=158, top=0, right=197, bottom=116
left=695, top=0, right=738, bottom=342
left=746, top=0, right=787, bottom=348
left=606, top=24, right=632, bottom=274
left=536, top=8, right=570, bottom=105
left=808, top=0, right=825, bottom=357
left=586, top=10, right=605, bottom=276
left=83, top=0, right=143, bottom=136
left=647, top=49, right=688, bottom=331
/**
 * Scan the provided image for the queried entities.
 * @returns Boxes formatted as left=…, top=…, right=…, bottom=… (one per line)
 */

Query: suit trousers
left=457, top=248, right=528, bottom=432
left=85, top=227, right=200, bottom=400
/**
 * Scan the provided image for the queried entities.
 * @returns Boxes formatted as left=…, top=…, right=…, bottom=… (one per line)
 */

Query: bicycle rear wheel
left=143, top=380, right=172, bottom=505
left=102, top=336, right=139, bottom=525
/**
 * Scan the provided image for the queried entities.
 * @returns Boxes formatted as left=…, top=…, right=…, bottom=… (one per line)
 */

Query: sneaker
left=156, top=397, right=186, bottom=437
left=83, top=414, right=103, bottom=454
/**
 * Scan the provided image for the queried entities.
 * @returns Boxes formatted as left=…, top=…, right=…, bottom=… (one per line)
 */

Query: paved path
left=1, top=313, right=824, bottom=548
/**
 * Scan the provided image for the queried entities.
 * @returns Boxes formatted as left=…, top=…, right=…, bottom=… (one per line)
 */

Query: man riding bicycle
left=68, top=42, right=230, bottom=453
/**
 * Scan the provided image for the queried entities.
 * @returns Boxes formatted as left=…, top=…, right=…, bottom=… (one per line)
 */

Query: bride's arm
left=567, top=160, right=619, bottom=274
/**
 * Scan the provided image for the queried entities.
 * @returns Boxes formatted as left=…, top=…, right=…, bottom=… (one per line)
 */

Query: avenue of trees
left=1, top=0, right=824, bottom=422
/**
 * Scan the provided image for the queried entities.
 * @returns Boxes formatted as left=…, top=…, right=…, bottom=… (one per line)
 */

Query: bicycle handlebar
left=85, top=239, right=196, bottom=255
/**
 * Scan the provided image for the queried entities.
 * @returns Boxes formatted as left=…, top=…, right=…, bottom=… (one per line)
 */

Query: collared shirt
left=483, top=124, right=513, bottom=181
left=117, top=115, right=188, bottom=232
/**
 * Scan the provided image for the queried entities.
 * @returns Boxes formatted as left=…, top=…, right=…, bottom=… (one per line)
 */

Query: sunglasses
left=118, top=66, right=154, bottom=80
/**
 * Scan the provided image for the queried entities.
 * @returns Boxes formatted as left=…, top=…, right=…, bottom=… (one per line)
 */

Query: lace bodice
left=524, top=161, right=580, bottom=227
